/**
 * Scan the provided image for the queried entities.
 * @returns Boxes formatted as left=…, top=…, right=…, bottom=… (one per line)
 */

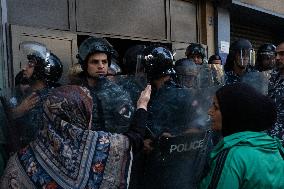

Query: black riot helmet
left=185, top=43, right=206, bottom=59
left=142, top=45, right=175, bottom=81
left=258, top=43, right=276, bottom=54
left=43, top=53, right=63, bottom=84
left=122, top=45, right=146, bottom=74
left=77, top=37, right=114, bottom=71
left=224, top=39, right=255, bottom=72
left=256, top=43, right=276, bottom=71
left=174, top=58, right=198, bottom=88
left=19, top=41, right=63, bottom=85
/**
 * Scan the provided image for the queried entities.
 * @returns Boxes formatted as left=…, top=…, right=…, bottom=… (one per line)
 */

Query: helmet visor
left=236, top=49, right=255, bottom=67
left=19, top=41, right=50, bottom=68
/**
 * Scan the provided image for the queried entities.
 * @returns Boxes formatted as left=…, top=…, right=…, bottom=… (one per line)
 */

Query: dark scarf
left=216, top=83, right=277, bottom=137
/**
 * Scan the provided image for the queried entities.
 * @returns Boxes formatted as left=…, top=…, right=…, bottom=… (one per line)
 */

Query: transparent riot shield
left=196, top=64, right=215, bottom=89
left=241, top=70, right=270, bottom=95
left=175, top=58, right=199, bottom=88
left=0, top=86, right=29, bottom=154
left=208, top=64, right=225, bottom=86
left=108, top=75, right=147, bottom=104
left=143, top=85, right=220, bottom=189
left=0, top=75, right=52, bottom=154
left=88, top=76, right=136, bottom=133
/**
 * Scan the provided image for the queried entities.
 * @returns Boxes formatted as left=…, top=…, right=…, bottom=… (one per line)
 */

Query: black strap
left=207, top=149, right=230, bottom=189
left=279, top=147, right=284, bottom=160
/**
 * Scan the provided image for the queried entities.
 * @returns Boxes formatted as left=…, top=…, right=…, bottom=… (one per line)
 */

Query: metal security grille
left=230, top=21, right=275, bottom=50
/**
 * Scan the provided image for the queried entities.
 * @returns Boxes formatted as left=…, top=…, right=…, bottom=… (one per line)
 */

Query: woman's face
left=208, top=96, right=222, bottom=131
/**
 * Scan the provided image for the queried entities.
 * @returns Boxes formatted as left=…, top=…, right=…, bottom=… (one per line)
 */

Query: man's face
left=260, top=53, right=275, bottom=70
left=87, top=53, right=108, bottom=78
left=276, top=43, right=284, bottom=70
left=211, top=60, right=221, bottom=65
left=22, top=60, right=35, bottom=79
left=189, top=54, right=203, bottom=65
left=235, top=50, right=250, bottom=69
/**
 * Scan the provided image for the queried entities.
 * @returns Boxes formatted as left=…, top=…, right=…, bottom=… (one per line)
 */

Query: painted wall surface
left=235, top=0, right=284, bottom=16
left=216, top=7, right=230, bottom=64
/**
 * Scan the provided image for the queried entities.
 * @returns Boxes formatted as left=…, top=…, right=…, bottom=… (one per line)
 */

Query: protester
left=199, top=83, right=284, bottom=189
left=0, top=84, right=151, bottom=188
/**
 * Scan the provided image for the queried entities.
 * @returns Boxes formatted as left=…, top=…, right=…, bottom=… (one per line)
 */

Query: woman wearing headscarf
left=199, top=83, right=284, bottom=189
left=0, top=84, right=151, bottom=189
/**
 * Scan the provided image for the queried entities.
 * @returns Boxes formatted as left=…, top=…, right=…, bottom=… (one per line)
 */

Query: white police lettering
left=169, top=139, right=204, bottom=153
left=145, top=55, right=154, bottom=61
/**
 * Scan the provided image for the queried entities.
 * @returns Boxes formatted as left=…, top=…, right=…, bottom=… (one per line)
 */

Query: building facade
left=0, top=0, right=284, bottom=89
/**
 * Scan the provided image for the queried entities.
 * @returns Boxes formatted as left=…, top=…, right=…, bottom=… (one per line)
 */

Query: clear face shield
left=19, top=41, right=50, bottom=69
left=235, top=49, right=255, bottom=68
left=259, top=52, right=276, bottom=70
left=135, top=54, right=147, bottom=77
left=175, top=64, right=198, bottom=88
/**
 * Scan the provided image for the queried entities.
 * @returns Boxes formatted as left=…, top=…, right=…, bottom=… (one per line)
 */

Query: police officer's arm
left=124, top=85, right=151, bottom=153
left=9, top=93, right=39, bottom=119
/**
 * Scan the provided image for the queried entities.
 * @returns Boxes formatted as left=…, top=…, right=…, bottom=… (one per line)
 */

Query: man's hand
left=11, top=92, right=39, bottom=119
left=137, top=85, right=151, bottom=110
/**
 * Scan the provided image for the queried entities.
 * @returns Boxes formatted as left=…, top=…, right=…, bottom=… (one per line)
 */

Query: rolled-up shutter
left=231, top=21, right=275, bottom=50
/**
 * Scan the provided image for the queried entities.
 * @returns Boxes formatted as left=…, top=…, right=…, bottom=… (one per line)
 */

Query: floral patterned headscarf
left=1, top=85, right=132, bottom=189
left=31, top=85, right=99, bottom=188
left=43, top=85, right=93, bottom=130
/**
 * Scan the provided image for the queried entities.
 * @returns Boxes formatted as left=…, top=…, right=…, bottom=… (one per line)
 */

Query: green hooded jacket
left=199, top=131, right=284, bottom=189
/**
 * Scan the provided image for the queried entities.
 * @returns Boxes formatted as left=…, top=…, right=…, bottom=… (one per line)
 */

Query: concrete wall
left=216, top=7, right=230, bottom=64
left=236, top=0, right=284, bottom=16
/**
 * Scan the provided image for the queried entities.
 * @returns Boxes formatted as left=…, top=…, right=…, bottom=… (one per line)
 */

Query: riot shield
left=208, top=64, right=225, bottom=85
left=0, top=87, right=26, bottom=154
left=175, top=58, right=199, bottom=88
left=197, top=64, right=218, bottom=89
left=241, top=70, right=270, bottom=95
left=0, top=83, right=51, bottom=154
left=157, top=131, right=212, bottom=188
left=108, top=75, right=147, bottom=104
left=90, top=77, right=136, bottom=133
left=143, top=85, right=219, bottom=189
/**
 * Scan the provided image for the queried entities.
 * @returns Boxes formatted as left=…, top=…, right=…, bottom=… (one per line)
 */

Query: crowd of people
left=0, top=36, right=283, bottom=188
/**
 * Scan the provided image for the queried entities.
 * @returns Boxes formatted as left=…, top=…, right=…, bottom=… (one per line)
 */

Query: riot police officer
left=224, top=38, right=255, bottom=85
left=255, top=43, right=276, bottom=72
left=185, top=43, right=206, bottom=65
left=185, top=43, right=215, bottom=88
left=113, top=45, right=147, bottom=104
left=208, top=54, right=225, bottom=85
left=1, top=41, right=63, bottom=152
left=243, top=43, right=276, bottom=94
left=268, top=42, right=284, bottom=143
left=77, top=36, right=134, bottom=133
left=140, top=45, right=209, bottom=189
left=174, top=58, right=198, bottom=88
